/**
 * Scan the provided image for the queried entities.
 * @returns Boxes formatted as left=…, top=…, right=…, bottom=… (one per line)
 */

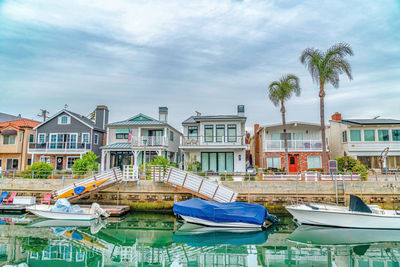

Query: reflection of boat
left=27, top=203, right=108, bottom=221
left=0, top=214, right=33, bottom=225
left=288, top=225, right=400, bottom=246
left=27, top=218, right=95, bottom=228
left=173, top=223, right=275, bottom=246
left=286, top=195, right=400, bottom=229
left=173, top=198, right=279, bottom=228
left=55, top=177, right=110, bottom=199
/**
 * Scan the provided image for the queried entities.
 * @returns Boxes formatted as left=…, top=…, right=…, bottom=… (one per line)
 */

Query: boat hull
left=286, top=205, right=400, bottom=229
left=28, top=208, right=98, bottom=221
left=180, top=215, right=264, bottom=228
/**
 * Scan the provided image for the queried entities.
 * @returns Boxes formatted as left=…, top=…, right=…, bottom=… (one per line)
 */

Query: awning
left=1, top=129, right=17, bottom=135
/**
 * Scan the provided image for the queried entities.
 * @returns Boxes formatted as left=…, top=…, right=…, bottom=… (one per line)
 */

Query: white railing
left=181, top=136, right=245, bottom=146
left=28, top=142, right=91, bottom=153
left=347, top=141, right=400, bottom=152
left=130, top=136, right=168, bottom=147
left=264, top=140, right=327, bottom=151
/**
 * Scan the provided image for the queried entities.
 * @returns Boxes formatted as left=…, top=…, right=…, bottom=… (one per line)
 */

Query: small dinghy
left=173, top=198, right=279, bottom=228
left=286, top=195, right=400, bottom=229
left=27, top=198, right=109, bottom=221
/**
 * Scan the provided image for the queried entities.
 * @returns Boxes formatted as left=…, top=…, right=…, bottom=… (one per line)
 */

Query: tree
left=268, top=74, right=301, bottom=173
left=71, top=152, right=99, bottom=173
left=300, top=43, right=353, bottom=172
left=28, top=162, right=54, bottom=179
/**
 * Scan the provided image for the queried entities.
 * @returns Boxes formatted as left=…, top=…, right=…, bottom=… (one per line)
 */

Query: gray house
left=28, top=106, right=109, bottom=170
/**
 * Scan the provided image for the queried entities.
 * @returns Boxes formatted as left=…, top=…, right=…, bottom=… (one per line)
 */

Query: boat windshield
left=349, top=195, right=372, bottom=213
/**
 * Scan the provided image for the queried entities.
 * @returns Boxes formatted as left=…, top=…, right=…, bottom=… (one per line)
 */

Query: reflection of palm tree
left=300, top=43, right=353, bottom=172
left=268, top=74, right=301, bottom=173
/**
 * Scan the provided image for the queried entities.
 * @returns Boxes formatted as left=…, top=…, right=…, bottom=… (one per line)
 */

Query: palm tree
left=300, top=43, right=353, bottom=172
left=268, top=74, right=301, bottom=174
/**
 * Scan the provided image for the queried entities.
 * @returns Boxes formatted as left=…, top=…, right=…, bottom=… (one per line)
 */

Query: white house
left=100, top=107, right=182, bottom=170
left=180, top=105, right=247, bottom=173
left=328, top=112, right=400, bottom=169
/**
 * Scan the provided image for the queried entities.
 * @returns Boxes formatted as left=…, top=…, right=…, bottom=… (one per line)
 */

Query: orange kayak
left=55, top=177, right=110, bottom=199
left=64, top=230, right=106, bottom=249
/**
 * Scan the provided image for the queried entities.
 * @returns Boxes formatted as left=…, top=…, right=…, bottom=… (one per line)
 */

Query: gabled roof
left=340, top=119, right=400, bottom=125
left=33, top=109, right=103, bottom=131
left=0, top=112, right=20, bottom=123
left=182, top=115, right=246, bottom=125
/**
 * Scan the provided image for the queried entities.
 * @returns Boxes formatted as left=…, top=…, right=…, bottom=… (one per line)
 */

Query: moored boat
left=286, top=195, right=400, bottom=229
left=173, top=198, right=279, bottom=228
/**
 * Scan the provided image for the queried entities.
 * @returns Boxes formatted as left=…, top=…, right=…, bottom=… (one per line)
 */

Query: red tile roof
left=0, top=118, right=40, bottom=131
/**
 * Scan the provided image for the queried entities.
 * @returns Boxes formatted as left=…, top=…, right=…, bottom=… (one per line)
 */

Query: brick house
left=250, top=122, right=329, bottom=172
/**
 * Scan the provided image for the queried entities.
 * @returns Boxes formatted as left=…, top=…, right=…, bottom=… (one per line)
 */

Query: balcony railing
left=130, top=136, right=168, bottom=147
left=347, top=141, right=400, bottom=152
left=264, top=140, right=327, bottom=151
left=28, top=142, right=91, bottom=153
left=181, top=136, right=245, bottom=146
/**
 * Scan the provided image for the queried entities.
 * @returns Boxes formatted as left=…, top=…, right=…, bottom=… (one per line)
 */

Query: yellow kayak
left=55, top=178, right=110, bottom=199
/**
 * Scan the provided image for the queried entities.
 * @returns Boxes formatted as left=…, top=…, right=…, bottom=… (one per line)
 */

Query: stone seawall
left=1, top=179, right=400, bottom=210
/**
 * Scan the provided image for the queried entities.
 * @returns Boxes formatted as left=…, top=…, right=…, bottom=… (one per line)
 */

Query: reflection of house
left=28, top=106, right=108, bottom=170
left=251, top=122, right=328, bottom=172
left=0, top=119, right=40, bottom=170
left=101, top=107, right=182, bottom=170
left=328, top=112, right=400, bottom=169
left=180, top=105, right=247, bottom=173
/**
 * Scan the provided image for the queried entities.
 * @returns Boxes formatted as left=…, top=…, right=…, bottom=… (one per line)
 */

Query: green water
left=1, top=213, right=400, bottom=267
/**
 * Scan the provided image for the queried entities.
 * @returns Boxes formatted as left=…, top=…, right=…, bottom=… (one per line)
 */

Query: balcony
left=28, top=142, right=91, bottom=154
left=130, top=136, right=168, bottom=147
left=181, top=136, right=245, bottom=147
left=347, top=141, right=400, bottom=152
left=264, top=140, right=327, bottom=151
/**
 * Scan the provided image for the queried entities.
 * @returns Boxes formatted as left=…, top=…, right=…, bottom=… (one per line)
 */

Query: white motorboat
left=179, top=215, right=267, bottom=228
left=286, top=195, right=400, bottom=229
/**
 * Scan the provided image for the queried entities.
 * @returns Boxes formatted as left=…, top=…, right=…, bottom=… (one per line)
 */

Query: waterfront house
left=0, top=118, right=40, bottom=170
left=180, top=105, right=247, bottom=173
left=328, top=112, right=400, bottom=170
left=28, top=106, right=108, bottom=170
left=100, top=107, right=182, bottom=170
left=250, top=122, right=328, bottom=172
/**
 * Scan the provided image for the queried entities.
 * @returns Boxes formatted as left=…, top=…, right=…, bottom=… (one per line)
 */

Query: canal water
left=1, top=212, right=399, bottom=266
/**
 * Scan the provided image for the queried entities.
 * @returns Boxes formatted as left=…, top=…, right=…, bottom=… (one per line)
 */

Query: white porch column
left=101, top=150, right=106, bottom=171
left=133, top=150, right=139, bottom=167
left=31, top=154, right=34, bottom=164
left=158, top=150, right=162, bottom=156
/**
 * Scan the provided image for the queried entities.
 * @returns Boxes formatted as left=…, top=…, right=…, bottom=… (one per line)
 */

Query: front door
left=56, top=157, right=64, bottom=170
left=288, top=155, right=297, bottom=173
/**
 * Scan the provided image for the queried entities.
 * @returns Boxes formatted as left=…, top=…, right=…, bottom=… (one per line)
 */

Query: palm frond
left=267, top=74, right=301, bottom=107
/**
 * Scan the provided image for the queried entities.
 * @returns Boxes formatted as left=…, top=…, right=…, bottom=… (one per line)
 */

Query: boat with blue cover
left=173, top=198, right=279, bottom=228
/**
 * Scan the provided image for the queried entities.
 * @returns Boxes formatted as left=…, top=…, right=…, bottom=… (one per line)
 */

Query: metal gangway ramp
left=53, top=167, right=123, bottom=201
left=165, top=167, right=238, bottom=202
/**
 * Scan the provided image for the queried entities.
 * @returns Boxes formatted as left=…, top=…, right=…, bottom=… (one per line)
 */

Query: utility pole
left=37, top=109, right=49, bottom=122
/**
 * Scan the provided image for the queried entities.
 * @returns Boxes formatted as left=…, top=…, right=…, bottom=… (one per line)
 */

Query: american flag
left=127, top=129, right=132, bottom=142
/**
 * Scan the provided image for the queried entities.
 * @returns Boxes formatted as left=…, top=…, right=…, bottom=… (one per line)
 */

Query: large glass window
left=82, top=133, right=90, bottom=143
left=3, top=135, right=16, bottom=144
left=6, top=159, right=18, bottom=170
left=307, top=156, right=322, bottom=169
left=293, top=133, right=303, bottom=140
left=216, top=125, right=225, bottom=142
left=267, top=157, right=281, bottom=168
left=204, top=125, right=213, bottom=142
left=201, top=153, right=209, bottom=171
left=169, top=130, right=174, bottom=141
left=40, top=156, right=50, bottom=164
left=227, top=124, right=237, bottom=142
left=29, top=134, right=34, bottom=143
left=201, top=152, right=234, bottom=172
left=350, top=130, right=361, bottom=141
left=378, top=129, right=389, bottom=141
left=364, top=130, right=375, bottom=141
left=116, top=133, right=129, bottom=139
left=50, top=134, right=57, bottom=149
left=188, top=126, right=198, bottom=140
left=38, top=133, right=45, bottom=143
left=67, top=157, right=79, bottom=169
left=70, top=134, right=77, bottom=149
left=392, top=129, right=400, bottom=141
left=342, top=131, right=347, bottom=142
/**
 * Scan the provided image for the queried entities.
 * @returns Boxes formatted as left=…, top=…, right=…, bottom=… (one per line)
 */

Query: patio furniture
left=0, top=191, right=8, bottom=203
left=41, top=193, right=52, bottom=205
left=2, top=192, right=16, bottom=204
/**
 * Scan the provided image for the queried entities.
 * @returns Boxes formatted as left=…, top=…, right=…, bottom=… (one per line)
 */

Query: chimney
left=254, top=123, right=260, bottom=134
left=159, top=107, right=168, bottom=122
left=331, top=112, right=342, bottom=122
left=237, top=105, right=245, bottom=117
left=95, top=105, right=109, bottom=130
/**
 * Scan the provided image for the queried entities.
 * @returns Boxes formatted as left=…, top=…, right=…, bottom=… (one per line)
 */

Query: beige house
left=328, top=113, right=400, bottom=169
left=0, top=119, right=40, bottom=170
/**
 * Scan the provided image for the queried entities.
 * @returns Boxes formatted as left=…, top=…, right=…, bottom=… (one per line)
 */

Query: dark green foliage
left=28, top=162, right=54, bottom=179
left=71, top=152, right=99, bottom=172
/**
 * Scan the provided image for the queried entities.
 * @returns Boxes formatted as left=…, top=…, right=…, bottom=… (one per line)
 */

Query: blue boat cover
left=173, top=198, right=271, bottom=226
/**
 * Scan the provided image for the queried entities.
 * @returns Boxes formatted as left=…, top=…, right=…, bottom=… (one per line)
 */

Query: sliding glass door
left=201, top=152, right=234, bottom=173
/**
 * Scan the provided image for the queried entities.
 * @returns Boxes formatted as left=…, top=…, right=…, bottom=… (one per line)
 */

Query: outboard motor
left=90, top=203, right=110, bottom=218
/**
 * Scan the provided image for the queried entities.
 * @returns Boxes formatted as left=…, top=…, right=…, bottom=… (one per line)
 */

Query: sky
left=0, top=0, right=399, bottom=133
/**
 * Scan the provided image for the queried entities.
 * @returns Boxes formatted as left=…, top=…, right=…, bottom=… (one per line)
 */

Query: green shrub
left=335, top=156, right=368, bottom=180
left=187, top=156, right=201, bottom=172
left=20, top=237, right=49, bottom=252
left=28, top=162, right=54, bottom=179
left=71, top=152, right=99, bottom=172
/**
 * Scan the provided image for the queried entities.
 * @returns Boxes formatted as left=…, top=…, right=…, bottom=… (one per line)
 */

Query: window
left=267, top=157, right=281, bottom=168
left=201, top=152, right=234, bottom=172
left=307, top=156, right=322, bottom=169
left=82, top=133, right=90, bottom=143
left=350, top=130, right=361, bottom=141
left=293, top=133, right=303, bottom=140
left=342, top=131, right=347, bottom=142
left=378, top=129, right=389, bottom=141
left=216, top=125, right=225, bottom=142
left=6, top=159, right=18, bottom=170
left=67, top=157, right=79, bottom=169
left=27, top=158, right=32, bottom=165
left=393, top=129, right=400, bottom=141
left=38, top=133, right=45, bottom=143
left=169, top=130, right=174, bottom=141
left=116, top=133, right=129, bottom=139
left=40, top=156, right=50, bottom=164
left=94, top=134, right=99, bottom=145
left=188, top=126, right=198, bottom=140
left=204, top=125, right=213, bottom=142
left=227, top=124, right=237, bottom=142
left=29, top=134, right=34, bottom=143
left=3, top=135, right=16, bottom=145
left=19, top=133, right=23, bottom=142
left=0, top=159, right=2, bottom=169
left=58, top=115, right=70, bottom=125
left=364, top=130, right=375, bottom=141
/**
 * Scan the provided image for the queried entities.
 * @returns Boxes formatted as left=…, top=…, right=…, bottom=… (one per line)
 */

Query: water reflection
left=0, top=212, right=399, bottom=266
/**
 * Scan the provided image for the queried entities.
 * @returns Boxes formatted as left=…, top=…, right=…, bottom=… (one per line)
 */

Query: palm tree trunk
left=320, top=85, right=328, bottom=172
left=281, top=102, right=289, bottom=174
